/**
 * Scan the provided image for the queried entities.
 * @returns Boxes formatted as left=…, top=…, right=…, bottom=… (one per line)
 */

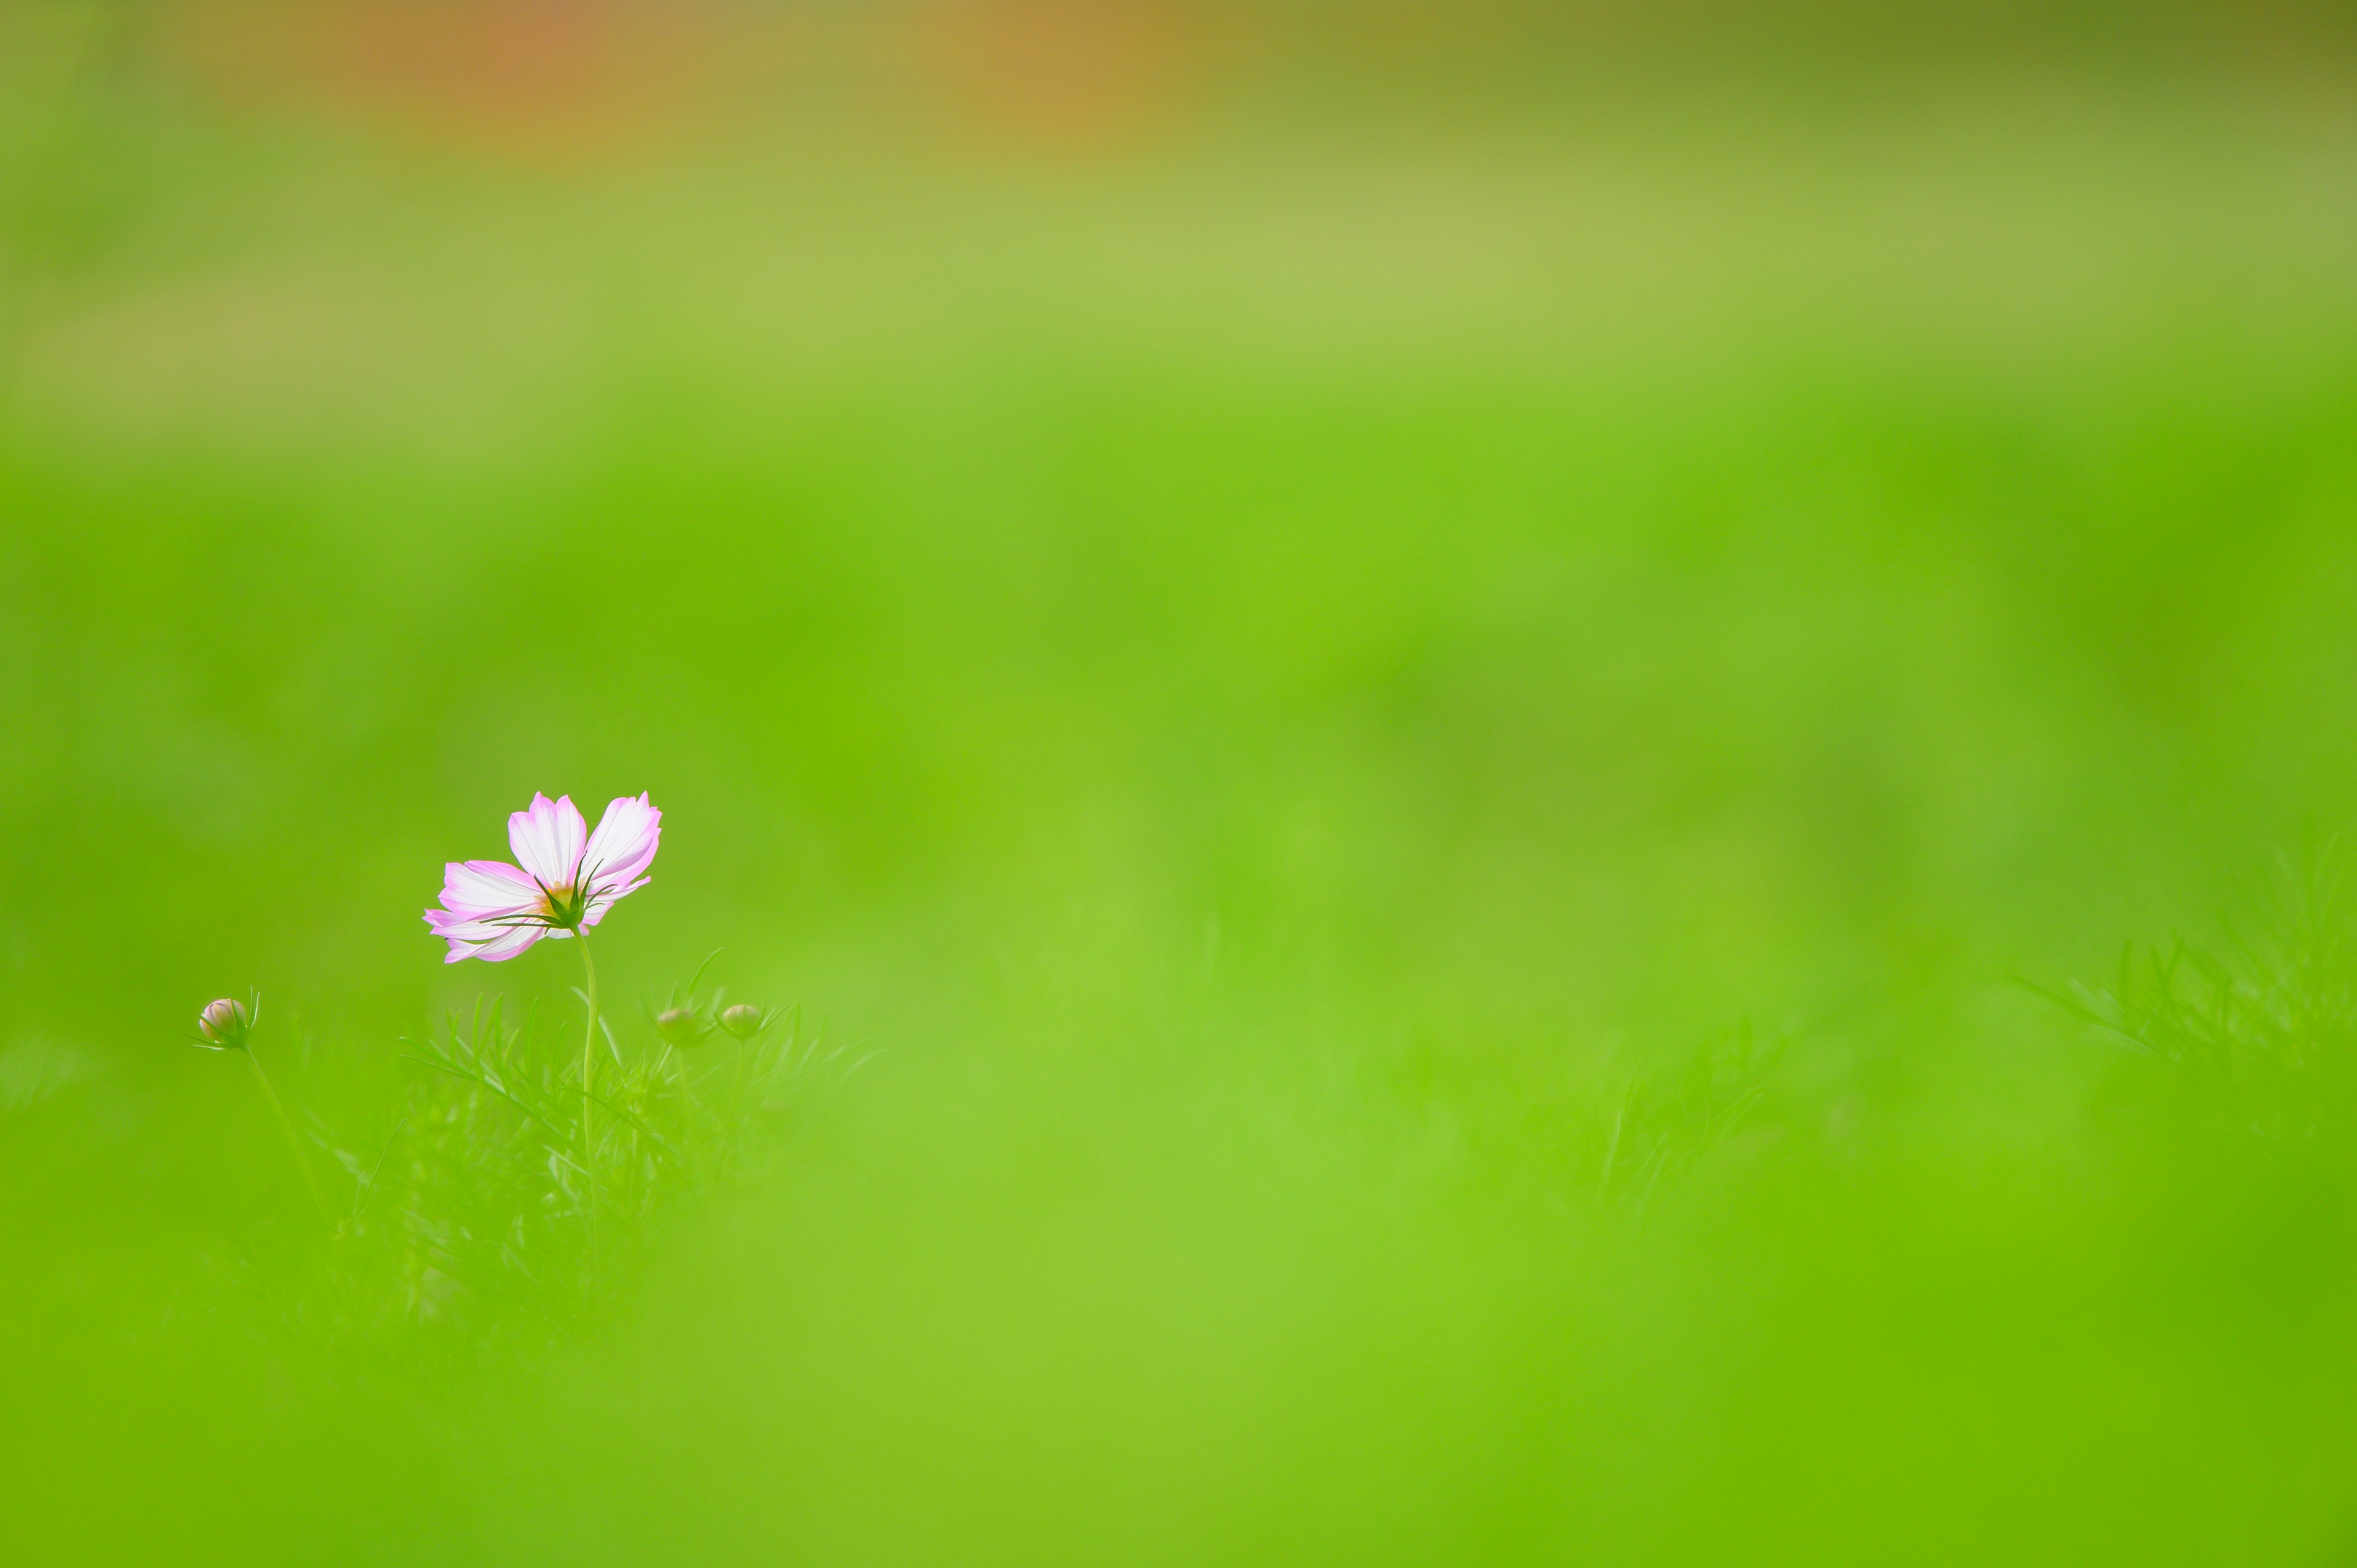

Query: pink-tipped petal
left=444, top=924, right=547, bottom=964
left=436, top=859, right=544, bottom=919
left=508, top=793, right=587, bottom=890
left=427, top=911, right=525, bottom=941
left=581, top=793, right=660, bottom=898
left=581, top=875, right=651, bottom=926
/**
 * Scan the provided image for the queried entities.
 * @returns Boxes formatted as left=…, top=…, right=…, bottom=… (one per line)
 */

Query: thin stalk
left=578, top=927, right=600, bottom=1305
left=246, top=1045, right=334, bottom=1229
left=578, top=928, right=599, bottom=1164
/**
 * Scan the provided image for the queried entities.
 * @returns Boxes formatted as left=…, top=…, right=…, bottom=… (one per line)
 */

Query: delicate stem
left=247, top=1045, right=334, bottom=1229
left=578, top=928, right=599, bottom=1164
left=578, top=927, right=600, bottom=1305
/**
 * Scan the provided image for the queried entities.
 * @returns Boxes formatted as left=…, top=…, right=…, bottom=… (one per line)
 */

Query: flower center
left=541, top=882, right=589, bottom=930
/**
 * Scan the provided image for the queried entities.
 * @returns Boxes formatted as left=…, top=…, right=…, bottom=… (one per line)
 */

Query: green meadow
left=7, top=9, right=2357, bottom=1562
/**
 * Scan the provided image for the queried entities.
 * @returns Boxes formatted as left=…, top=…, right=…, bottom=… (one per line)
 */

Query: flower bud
left=718, top=1003, right=764, bottom=1041
left=196, top=997, right=250, bottom=1049
left=655, top=1006, right=706, bottom=1047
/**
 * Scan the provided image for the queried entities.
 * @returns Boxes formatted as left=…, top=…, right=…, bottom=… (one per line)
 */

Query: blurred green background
left=7, top=1, right=2357, bottom=1562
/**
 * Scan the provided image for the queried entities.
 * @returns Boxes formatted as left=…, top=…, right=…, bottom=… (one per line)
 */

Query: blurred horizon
left=17, top=1, right=2357, bottom=156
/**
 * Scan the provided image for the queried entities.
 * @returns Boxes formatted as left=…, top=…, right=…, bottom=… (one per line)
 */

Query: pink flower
left=425, top=792, right=661, bottom=964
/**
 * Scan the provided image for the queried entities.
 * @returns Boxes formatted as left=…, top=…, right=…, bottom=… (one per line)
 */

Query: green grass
left=7, top=20, right=2357, bottom=1563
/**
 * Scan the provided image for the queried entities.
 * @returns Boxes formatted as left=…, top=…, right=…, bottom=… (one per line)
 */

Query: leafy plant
left=203, top=972, right=871, bottom=1379
left=1584, top=1021, right=1789, bottom=1218
left=2029, top=858, right=2357, bottom=1161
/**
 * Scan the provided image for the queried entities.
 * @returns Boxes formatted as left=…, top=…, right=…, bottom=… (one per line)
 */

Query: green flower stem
left=578, top=927, right=600, bottom=1304
left=578, top=927, right=598, bottom=1165
left=247, top=1043, right=334, bottom=1229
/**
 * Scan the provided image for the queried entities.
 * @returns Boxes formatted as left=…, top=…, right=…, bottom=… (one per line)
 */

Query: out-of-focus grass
left=8, top=5, right=2357, bottom=1562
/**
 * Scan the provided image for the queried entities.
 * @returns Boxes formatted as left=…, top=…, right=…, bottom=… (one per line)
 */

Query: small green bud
left=656, top=1006, right=706, bottom=1047
left=718, top=1003, right=764, bottom=1041
left=196, top=997, right=251, bottom=1050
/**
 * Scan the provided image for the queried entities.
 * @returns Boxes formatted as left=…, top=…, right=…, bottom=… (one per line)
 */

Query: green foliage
left=2035, top=860, right=2357, bottom=1162
left=11, top=20, right=2357, bottom=1564
left=218, top=979, right=860, bottom=1377
left=1587, top=1022, right=1789, bottom=1217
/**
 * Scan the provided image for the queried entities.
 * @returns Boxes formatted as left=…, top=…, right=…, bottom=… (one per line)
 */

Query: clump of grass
left=210, top=968, right=870, bottom=1376
left=2030, top=857, right=2357, bottom=1164
left=1581, top=1021, right=1790, bottom=1218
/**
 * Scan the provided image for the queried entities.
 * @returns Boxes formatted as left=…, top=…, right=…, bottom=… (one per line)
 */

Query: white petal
left=444, top=924, right=548, bottom=964
left=437, top=859, right=543, bottom=919
left=509, top=793, right=587, bottom=889
left=581, top=793, right=660, bottom=898
left=581, top=876, right=650, bottom=926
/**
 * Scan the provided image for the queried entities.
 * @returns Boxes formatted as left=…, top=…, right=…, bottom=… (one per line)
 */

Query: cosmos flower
left=425, top=792, right=661, bottom=963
